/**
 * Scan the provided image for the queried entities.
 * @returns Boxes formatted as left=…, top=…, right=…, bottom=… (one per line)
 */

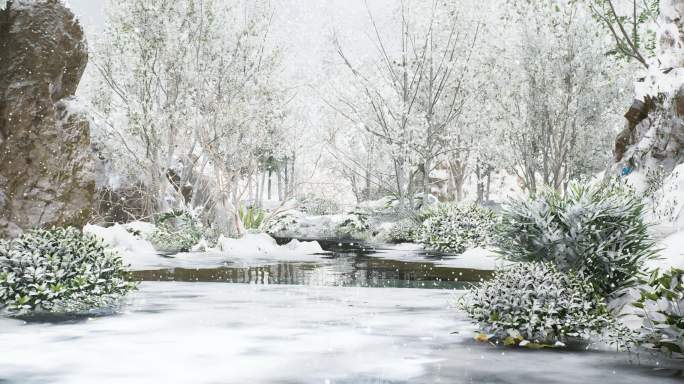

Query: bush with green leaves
left=497, top=181, right=657, bottom=296
left=335, top=211, right=371, bottom=239
left=148, top=210, right=202, bottom=253
left=461, top=262, right=630, bottom=348
left=416, top=203, right=496, bottom=253
left=634, top=268, right=684, bottom=358
left=0, top=228, right=136, bottom=314
left=387, top=219, right=419, bottom=243
left=239, top=205, right=266, bottom=230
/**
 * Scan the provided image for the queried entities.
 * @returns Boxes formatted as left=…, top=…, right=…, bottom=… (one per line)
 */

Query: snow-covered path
left=0, top=283, right=679, bottom=384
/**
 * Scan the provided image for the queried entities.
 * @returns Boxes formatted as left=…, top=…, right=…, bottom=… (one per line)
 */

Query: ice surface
left=0, top=283, right=678, bottom=384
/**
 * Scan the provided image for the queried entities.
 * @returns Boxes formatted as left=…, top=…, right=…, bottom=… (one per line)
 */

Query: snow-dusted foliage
left=263, top=213, right=299, bottom=236
left=634, top=268, right=684, bottom=358
left=335, top=211, right=372, bottom=240
left=87, top=0, right=292, bottom=234
left=299, top=196, right=341, bottom=216
left=498, top=181, right=657, bottom=296
left=416, top=203, right=496, bottom=254
left=148, top=211, right=202, bottom=253
left=0, top=228, right=135, bottom=314
left=387, top=219, right=420, bottom=243
left=461, top=263, right=628, bottom=348
left=486, top=0, right=630, bottom=193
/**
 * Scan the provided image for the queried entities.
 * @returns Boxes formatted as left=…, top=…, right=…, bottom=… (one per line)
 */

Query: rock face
left=613, top=0, right=684, bottom=181
left=0, top=0, right=95, bottom=238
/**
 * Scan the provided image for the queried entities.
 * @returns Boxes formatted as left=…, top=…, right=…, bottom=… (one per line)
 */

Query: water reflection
left=131, top=247, right=492, bottom=289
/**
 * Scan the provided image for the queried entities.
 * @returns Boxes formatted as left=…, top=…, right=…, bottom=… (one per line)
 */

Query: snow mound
left=84, top=223, right=156, bottom=254
left=648, top=230, right=684, bottom=270
left=123, top=221, right=157, bottom=238
left=216, top=233, right=326, bottom=259
left=84, top=224, right=161, bottom=270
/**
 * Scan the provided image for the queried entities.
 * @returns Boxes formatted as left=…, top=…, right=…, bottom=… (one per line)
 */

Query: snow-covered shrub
left=0, top=228, right=135, bottom=314
left=387, top=219, right=420, bottom=243
left=461, top=262, right=629, bottom=348
left=416, top=203, right=496, bottom=253
left=335, top=211, right=371, bottom=239
left=264, top=213, right=299, bottom=236
left=299, top=196, right=341, bottom=216
left=497, top=181, right=657, bottom=296
left=634, top=268, right=684, bottom=358
left=148, top=210, right=202, bottom=253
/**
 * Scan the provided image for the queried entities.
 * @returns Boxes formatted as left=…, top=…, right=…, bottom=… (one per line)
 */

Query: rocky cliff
left=613, top=0, right=684, bottom=184
left=0, top=0, right=95, bottom=238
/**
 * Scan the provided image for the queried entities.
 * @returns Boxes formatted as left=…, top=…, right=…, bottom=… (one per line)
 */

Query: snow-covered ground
left=0, top=282, right=678, bottom=384
left=374, top=244, right=509, bottom=270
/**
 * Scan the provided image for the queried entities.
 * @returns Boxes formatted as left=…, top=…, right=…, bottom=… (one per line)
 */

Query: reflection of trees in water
left=131, top=254, right=491, bottom=289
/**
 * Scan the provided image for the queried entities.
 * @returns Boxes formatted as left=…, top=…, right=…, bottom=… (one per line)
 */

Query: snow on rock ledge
left=216, top=233, right=325, bottom=260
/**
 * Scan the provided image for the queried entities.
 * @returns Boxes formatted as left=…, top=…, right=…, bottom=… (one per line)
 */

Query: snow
left=275, top=213, right=348, bottom=239
left=0, top=282, right=677, bottom=384
left=83, top=223, right=156, bottom=254
left=83, top=223, right=161, bottom=270
left=648, top=230, right=684, bottom=270
left=215, top=233, right=326, bottom=261
left=83, top=225, right=327, bottom=271
left=374, top=245, right=507, bottom=271
left=433, top=247, right=509, bottom=270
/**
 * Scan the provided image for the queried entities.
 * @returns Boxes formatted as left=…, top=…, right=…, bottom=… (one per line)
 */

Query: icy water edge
left=0, top=243, right=681, bottom=383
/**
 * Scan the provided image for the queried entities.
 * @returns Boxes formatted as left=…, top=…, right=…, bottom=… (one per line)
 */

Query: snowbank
left=373, top=245, right=504, bottom=271
left=216, top=233, right=325, bottom=261
left=434, top=247, right=510, bottom=270
left=83, top=224, right=161, bottom=270
left=84, top=225, right=327, bottom=270
left=648, top=230, right=684, bottom=270
left=84, top=223, right=156, bottom=254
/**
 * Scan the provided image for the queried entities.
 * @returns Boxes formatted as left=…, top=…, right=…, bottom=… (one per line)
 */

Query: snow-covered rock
left=216, top=233, right=325, bottom=259
left=0, top=0, right=95, bottom=238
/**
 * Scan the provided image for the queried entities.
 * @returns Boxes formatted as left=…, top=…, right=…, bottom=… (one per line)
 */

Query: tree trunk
left=267, top=168, right=272, bottom=201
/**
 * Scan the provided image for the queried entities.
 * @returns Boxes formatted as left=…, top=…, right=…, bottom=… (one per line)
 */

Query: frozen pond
left=0, top=282, right=681, bottom=384
left=130, top=240, right=494, bottom=289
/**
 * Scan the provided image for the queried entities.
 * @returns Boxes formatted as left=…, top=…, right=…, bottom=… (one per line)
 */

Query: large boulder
left=613, top=0, right=684, bottom=182
left=0, top=0, right=95, bottom=238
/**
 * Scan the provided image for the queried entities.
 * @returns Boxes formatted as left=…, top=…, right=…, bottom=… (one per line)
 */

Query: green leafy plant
left=149, top=210, right=202, bottom=253
left=0, top=228, right=136, bottom=314
left=416, top=203, right=496, bottom=253
left=238, top=205, right=266, bottom=230
left=634, top=268, right=684, bottom=358
left=461, top=262, right=631, bottom=348
left=497, top=180, right=658, bottom=296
